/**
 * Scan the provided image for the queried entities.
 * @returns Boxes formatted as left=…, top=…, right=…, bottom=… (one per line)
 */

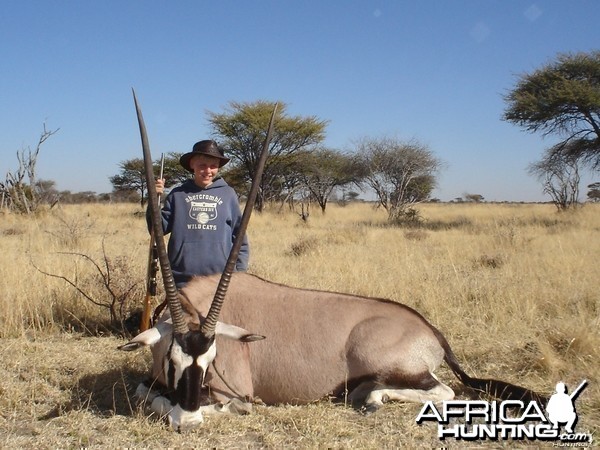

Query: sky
left=1, top=1, right=598, bottom=202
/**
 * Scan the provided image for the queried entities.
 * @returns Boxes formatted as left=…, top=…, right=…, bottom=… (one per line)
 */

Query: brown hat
left=179, top=140, right=230, bottom=172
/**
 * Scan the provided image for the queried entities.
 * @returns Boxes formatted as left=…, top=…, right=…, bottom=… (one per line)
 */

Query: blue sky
left=1, top=1, right=598, bottom=202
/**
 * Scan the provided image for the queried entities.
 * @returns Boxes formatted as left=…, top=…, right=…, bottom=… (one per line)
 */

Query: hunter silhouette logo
left=416, top=380, right=592, bottom=444
left=546, top=380, right=586, bottom=434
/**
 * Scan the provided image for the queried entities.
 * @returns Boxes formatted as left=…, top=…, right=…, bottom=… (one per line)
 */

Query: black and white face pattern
left=166, top=331, right=217, bottom=413
left=121, top=320, right=264, bottom=430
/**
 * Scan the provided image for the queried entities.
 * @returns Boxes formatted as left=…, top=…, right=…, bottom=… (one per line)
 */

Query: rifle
left=140, top=153, right=165, bottom=331
left=569, top=379, right=588, bottom=401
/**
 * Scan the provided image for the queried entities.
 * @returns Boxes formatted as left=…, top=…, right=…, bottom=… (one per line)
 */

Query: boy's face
left=190, top=154, right=220, bottom=188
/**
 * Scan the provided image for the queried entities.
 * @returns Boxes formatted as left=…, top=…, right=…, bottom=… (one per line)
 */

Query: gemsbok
left=121, top=92, right=545, bottom=431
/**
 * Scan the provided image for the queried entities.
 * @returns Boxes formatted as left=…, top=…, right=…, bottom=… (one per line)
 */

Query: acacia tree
left=208, top=100, right=327, bottom=211
left=220, top=154, right=299, bottom=207
left=464, top=193, right=485, bottom=203
left=110, top=152, right=187, bottom=206
left=528, top=148, right=581, bottom=211
left=587, top=182, right=600, bottom=202
left=355, top=137, right=442, bottom=223
left=35, top=179, right=60, bottom=207
left=294, top=148, right=364, bottom=213
left=109, top=159, right=146, bottom=206
left=160, top=151, right=190, bottom=186
left=503, top=51, right=600, bottom=170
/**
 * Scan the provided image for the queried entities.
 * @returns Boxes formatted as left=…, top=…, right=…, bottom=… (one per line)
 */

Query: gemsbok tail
left=432, top=326, right=548, bottom=404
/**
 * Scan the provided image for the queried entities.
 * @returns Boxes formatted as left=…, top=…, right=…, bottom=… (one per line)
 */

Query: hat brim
left=179, top=152, right=230, bottom=172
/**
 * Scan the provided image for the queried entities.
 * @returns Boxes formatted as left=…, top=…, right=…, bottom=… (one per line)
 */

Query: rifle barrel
left=140, top=152, right=165, bottom=332
left=569, top=380, right=588, bottom=400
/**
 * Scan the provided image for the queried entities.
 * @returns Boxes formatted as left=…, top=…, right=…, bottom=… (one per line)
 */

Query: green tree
left=404, top=174, right=436, bottom=204
left=463, top=193, right=485, bottom=203
left=208, top=100, right=328, bottom=211
left=295, top=148, right=364, bottom=213
left=587, top=182, right=600, bottom=202
left=355, top=137, right=443, bottom=224
left=109, top=158, right=146, bottom=206
left=110, top=153, right=187, bottom=206
left=503, top=51, right=600, bottom=169
left=528, top=149, right=581, bottom=211
left=161, top=151, right=190, bottom=186
left=346, top=191, right=361, bottom=201
left=35, top=179, right=60, bottom=206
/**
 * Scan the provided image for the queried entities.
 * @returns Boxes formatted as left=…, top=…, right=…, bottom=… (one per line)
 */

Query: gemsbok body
left=122, top=272, right=545, bottom=430
left=125, top=92, right=543, bottom=431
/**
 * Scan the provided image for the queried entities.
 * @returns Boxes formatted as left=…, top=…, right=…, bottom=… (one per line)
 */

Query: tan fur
left=154, top=272, right=448, bottom=406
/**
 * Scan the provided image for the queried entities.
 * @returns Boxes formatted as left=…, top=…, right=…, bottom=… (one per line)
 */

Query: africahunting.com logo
left=416, top=380, right=593, bottom=446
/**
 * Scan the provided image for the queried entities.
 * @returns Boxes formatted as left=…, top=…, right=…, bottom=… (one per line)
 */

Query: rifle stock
left=140, top=153, right=164, bottom=332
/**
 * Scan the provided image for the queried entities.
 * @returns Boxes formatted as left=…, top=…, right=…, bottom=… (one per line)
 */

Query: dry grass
left=0, top=202, right=598, bottom=448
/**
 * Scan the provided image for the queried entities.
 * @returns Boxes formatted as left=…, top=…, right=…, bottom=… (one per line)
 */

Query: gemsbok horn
left=123, top=92, right=278, bottom=430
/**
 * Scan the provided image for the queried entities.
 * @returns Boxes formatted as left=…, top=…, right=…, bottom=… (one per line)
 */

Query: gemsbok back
left=120, top=92, right=545, bottom=431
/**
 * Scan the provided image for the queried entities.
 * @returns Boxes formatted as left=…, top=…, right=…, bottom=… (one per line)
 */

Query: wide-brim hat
left=179, top=140, right=230, bottom=172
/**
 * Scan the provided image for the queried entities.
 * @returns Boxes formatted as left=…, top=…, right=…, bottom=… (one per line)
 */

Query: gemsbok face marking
left=168, top=332, right=215, bottom=401
left=164, top=332, right=217, bottom=431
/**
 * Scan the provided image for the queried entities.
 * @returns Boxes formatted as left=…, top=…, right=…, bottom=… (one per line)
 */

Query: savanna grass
left=0, top=201, right=598, bottom=447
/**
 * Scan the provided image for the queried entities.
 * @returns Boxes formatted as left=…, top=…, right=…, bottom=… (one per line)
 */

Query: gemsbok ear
left=216, top=321, right=266, bottom=342
left=118, top=341, right=144, bottom=351
left=118, top=321, right=173, bottom=351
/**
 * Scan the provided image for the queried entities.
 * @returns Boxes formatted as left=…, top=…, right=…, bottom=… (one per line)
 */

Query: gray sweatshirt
left=149, top=177, right=249, bottom=288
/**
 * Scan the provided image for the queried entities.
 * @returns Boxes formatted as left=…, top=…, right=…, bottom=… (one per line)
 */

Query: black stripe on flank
left=332, top=372, right=441, bottom=406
